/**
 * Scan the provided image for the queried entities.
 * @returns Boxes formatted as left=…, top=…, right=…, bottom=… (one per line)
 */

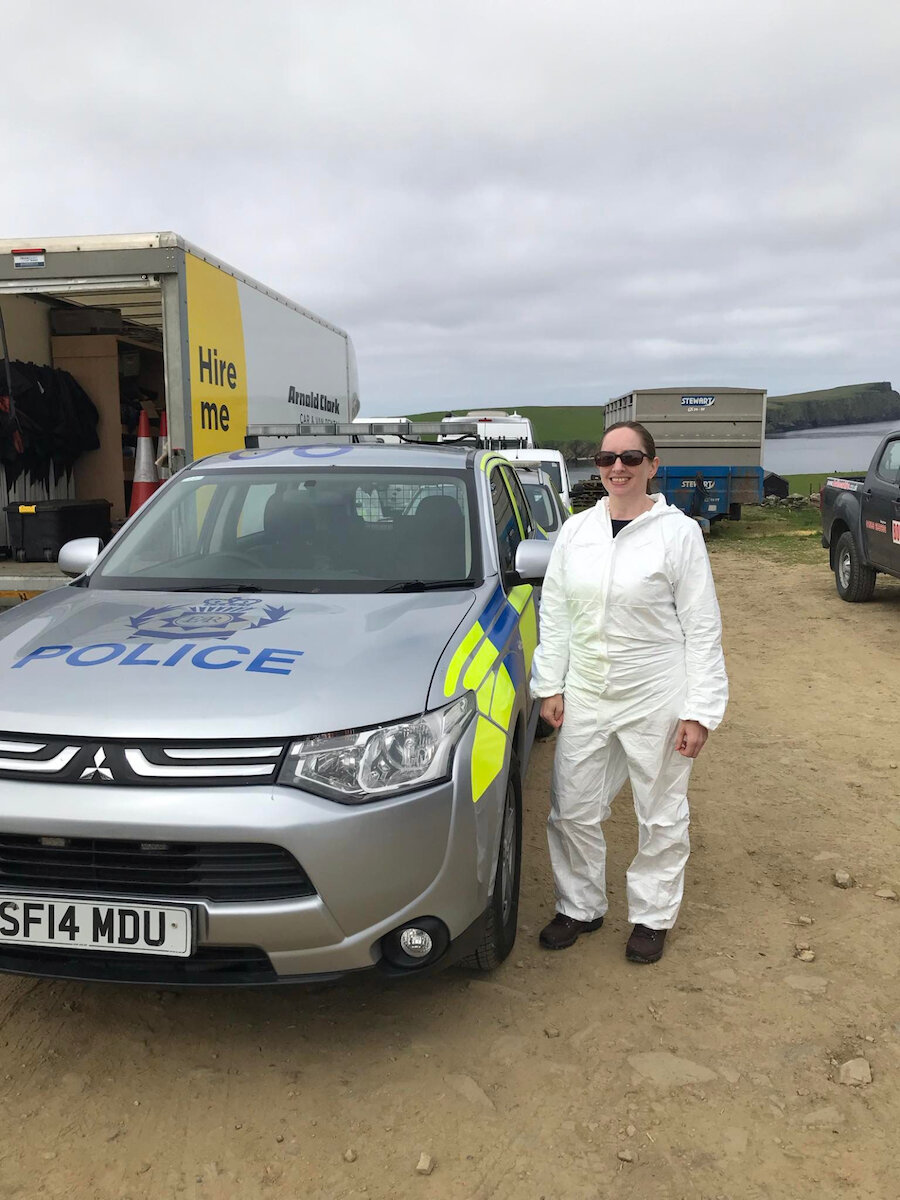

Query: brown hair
left=600, top=421, right=656, bottom=458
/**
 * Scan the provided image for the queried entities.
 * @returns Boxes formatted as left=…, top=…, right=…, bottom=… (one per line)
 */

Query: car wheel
left=459, top=753, right=522, bottom=971
left=834, top=530, right=876, bottom=602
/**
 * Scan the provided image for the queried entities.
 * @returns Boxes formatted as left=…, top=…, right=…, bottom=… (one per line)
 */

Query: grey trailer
left=604, top=387, right=767, bottom=468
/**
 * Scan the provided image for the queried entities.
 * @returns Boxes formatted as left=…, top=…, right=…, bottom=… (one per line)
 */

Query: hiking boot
left=539, top=912, right=604, bottom=950
left=626, top=924, right=668, bottom=963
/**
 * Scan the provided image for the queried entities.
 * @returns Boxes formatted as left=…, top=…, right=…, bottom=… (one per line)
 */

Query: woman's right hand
left=540, top=694, right=565, bottom=729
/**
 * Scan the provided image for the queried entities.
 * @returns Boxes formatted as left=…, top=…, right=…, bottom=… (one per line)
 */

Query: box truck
left=0, top=233, right=359, bottom=532
left=603, top=386, right=767, bottom=521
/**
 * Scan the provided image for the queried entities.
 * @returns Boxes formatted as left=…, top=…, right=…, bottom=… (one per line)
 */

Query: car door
left=489, top=461, right=539, bottom=689
left=861, top=437, right=900, bottom=573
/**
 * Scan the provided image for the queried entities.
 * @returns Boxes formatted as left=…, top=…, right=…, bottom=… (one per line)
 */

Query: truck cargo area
left=0, top=281, right=168, bottom=540
left=1, top=233, right=358, bottom=561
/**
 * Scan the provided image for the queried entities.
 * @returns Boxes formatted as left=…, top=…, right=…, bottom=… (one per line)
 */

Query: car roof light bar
left=244, top=420, right=482, bottom=448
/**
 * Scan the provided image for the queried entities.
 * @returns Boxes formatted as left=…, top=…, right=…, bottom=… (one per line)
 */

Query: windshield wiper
left=167, top=583, right=265, bottom=593
left=379, top=579, right=475, bottom=593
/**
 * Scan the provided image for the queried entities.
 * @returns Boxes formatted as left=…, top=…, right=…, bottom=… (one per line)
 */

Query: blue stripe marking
left=503, top=650, right=524, bottom=694
left=479, top=583, right=507, bottom=630
left=486, top=599, right=519, bottom=652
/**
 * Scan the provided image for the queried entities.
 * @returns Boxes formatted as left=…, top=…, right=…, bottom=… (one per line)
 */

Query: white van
left=439, top=410, right=535, bottom=449
left=499, top=447, right=573, bottom=513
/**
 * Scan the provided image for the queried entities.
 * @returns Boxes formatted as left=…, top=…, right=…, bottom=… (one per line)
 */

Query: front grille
left=0, top=835, right=316, bottom=902
left=0, top=733, right=287, bottom=787
left=0, top=943, right=277, bottom=986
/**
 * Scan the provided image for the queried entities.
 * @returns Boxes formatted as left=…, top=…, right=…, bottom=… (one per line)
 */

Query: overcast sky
left=4, top=0, right=900, bottom=412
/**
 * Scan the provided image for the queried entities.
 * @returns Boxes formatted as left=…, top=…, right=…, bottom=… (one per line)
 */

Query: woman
left=531, top=422, right=728, bottom=963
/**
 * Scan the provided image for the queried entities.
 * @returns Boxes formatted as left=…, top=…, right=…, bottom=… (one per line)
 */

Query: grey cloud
left=2, top=0, right=900, bottom=410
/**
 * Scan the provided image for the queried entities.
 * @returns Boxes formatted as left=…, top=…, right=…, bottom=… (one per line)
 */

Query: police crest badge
left=128, top=597, right=290, bottom=641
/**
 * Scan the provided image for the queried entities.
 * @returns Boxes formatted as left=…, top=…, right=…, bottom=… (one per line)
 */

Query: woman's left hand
left=674, top=720, right=708, bottom=758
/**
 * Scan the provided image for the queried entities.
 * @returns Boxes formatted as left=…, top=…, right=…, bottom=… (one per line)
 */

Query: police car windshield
left=89, top=468, right=480, bottom=593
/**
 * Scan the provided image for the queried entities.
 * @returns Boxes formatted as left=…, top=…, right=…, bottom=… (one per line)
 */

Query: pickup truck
left=821, top=429, right=900, bottom=600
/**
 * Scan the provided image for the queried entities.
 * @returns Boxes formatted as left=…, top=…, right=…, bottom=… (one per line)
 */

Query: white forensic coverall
left=531, top=494, right=728, bottom=929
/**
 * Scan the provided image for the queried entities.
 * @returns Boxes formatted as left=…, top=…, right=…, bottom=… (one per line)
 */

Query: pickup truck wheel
left=459, top=754, right=522, bottom=971
left=834, top=531, right=876, bottom=602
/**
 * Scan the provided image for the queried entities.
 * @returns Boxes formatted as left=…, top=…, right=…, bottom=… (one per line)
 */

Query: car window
left=522, top=483, right=558, bottom=531
left=538, top=460, right=563, bottom=492
left=110, top=479, right=220, bottom=573
left=875, top=438, right=900, bottom=484
left=490, top=466, right=522, bottom=579
left=501, top=465, right=534, bottom=538
left=354, top=485, right=385, bottom=522
left=90, top=469, right=479, bottom=592
left=236, top=483, right=278, bottom=537
left=401, top=482, right=461, bottom=516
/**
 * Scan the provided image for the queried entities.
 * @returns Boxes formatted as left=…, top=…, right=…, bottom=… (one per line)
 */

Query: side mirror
left=514, top=538, right=553, bottom=582
left=58, top=536, right=103, bottom=578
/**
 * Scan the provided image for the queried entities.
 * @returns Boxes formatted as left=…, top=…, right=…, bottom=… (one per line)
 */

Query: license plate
left=0, top=895, right=192, bottom=957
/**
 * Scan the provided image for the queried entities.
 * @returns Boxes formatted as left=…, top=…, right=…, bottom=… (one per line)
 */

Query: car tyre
left=834, top=530, right=876, bottom=602
left=459, top=753, right=522, bottom=971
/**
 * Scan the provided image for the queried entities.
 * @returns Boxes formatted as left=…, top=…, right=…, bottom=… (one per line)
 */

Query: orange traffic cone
left=128, top=411, right=161, bottom=516
left=155, top=411, right=170, bottom=480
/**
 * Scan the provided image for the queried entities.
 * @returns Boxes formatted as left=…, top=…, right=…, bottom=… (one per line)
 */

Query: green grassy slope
left=784, top=471, right=866, bottom=495
left=406, top=406, right=606, bottom=448
left=767, top=382, right=900, bottom=433
left=406, top=383, right=900, bottom=446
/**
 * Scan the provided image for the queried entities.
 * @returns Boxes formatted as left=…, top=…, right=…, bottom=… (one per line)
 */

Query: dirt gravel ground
left=1, top=545, right=899, bottom=1200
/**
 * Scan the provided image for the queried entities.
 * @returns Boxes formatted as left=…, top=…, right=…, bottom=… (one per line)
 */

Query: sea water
left=763, top=420, right=895, bottom=475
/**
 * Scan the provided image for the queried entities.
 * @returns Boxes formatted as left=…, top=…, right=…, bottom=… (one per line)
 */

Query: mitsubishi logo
left=79, top=748, right=114, bottom=782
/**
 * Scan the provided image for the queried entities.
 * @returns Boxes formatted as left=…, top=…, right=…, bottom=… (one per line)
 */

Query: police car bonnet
left=0, top=587, right=476, bottom=740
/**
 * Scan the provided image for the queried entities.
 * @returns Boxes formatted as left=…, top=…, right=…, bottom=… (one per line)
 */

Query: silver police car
left=0, top=441, right=550, bottom=985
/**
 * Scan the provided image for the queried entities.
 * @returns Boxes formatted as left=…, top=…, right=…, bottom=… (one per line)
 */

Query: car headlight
left=277, top=693, right=476, bottom=803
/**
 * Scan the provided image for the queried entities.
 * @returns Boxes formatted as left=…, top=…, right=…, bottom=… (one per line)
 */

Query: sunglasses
left=595, top=450, right=652, bottom=468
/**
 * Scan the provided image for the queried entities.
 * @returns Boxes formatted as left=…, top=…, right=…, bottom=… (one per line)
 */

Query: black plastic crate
left=4, top=499, right=111, bottom=563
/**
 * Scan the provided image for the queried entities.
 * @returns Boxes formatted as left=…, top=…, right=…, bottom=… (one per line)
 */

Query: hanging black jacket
left=0, top=358, right=100, bottom=490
